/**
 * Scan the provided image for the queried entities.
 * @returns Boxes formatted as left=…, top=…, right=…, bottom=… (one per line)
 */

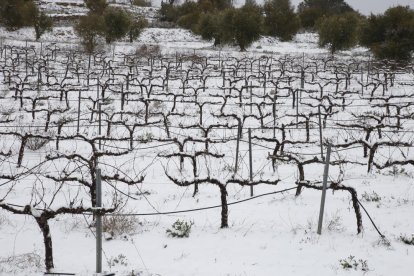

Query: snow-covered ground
left=0, top=18, right=413, bottom=276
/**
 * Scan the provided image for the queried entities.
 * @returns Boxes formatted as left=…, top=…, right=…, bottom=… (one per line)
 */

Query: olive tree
left=231, top=0, right=263, bottom=51
left=33, top=10, right=53, bottom=41
left=263, top=0, right=300, bottom=41
left=103, top=7, right=132, bottom=44
left=128, top=15, right=148, bottom=43
left=359, top=6, right=414, bottom=61
left=298, top=0, right=354, bottom=29
left=75, top=13, right=105, bottom=53
left=84, top=0, right=108, bottom=15
left=317, top=12, right=360, bottom=54
left=0, top=0, right=53, bottom=40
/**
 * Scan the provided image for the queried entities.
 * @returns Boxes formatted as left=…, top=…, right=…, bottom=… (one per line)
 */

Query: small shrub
left=0, top=210, right=10, bottom=228
left=0, top=252, right=43, bottom=273
left=103, top=215, right=140, bottom=239
left=150, top=101, right=166, bottom=113
left=26, top=136, right=50, bottom=151
left=400, top=234, right=414, bottom=245
left=137, top=132, right=154, bottom=142
left=132, top=0, right=152, bottom=7
left=135, top=44, right=161, bottom=59
left=222, top=163, right=236, bottom=173
left=61, top=216, right=84, bottom=234
left=324, top=212, right=344, bottom=232
left=385, top=165, right=413, bottom=177
left=0, top=106, right=15, bottom=117
left=109, top=254, right=128, bottom=267
left=361, top=191, right=381, bottom=202
left=339, top=255, right=369, bottom=272
left=376, top=236, right=392, bottom=248
left=166, top=219, right=193, bottom=238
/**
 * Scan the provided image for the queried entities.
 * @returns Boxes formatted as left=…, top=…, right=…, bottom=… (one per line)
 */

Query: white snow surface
left=0, top=23, right=412, bottom=276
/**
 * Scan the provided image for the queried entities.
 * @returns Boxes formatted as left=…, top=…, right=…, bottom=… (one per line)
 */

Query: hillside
left=0, top=1, right=413, bottom=276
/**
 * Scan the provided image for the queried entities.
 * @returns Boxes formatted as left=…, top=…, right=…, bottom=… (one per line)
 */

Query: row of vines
left=0, top=40, right=413, bottom=271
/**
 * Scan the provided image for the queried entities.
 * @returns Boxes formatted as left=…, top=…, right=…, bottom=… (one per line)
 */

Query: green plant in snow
left=166, top=219, right=193, bottom=238
left=361, top=191, right=381, bottom=202
left=400, top=234, right=414, bottom=245
left=339, top=255, right=369, bottom=271
left=109, top=254, right=128, bottom=267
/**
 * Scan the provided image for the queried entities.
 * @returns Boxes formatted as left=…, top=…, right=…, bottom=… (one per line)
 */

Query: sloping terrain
left=0, top=3, right=413, bottom=276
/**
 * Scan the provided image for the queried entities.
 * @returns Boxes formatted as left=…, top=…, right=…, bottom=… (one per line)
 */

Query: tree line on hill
left=0, top=0, right=148, bottom=53
left=0, top=0, right=413, bottom=62
left=75, top=0, right=148, bottom=53
left=0, top=0, right=53, bottom=40
left=160, top=0, right=414, bottom=61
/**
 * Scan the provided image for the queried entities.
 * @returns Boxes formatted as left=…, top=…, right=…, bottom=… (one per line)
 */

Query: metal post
left=97, top=78, right=100, bottom=100
left=273, top=93, right=277, bottom=138
left=87, top=55, right=91, bottom=88
left=234, top=123, right=241, bottom=175
left=120, top=84, right=124, bottom=119
left=98, top=103, right=102, bottom=150
left=37, top=64, right=41, bottom=90
left=296, top=90, right=299, bottom=128
left=248, top=128, right=253, bottom=197
left=4, top=40, right=6, bottom=64
left=25, top=40, right=28, bottom=75
left=77, top=90, right=81, bottom=134
left=96, top=168, right=102, bottom=273
left=218, top=50, right=221, bottom=68
left=317, top=144, right=332, bottom=235
left=318, top=106, right=324, bottom=161
left=301, top=70, right=304, bottom=89
left=250, top=81, right=253, bottom=113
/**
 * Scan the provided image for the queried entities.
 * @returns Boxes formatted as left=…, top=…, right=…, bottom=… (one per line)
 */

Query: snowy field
left=0, top=21, right=413, bottom=276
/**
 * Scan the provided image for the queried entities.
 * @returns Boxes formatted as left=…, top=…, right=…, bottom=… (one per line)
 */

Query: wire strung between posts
left=2, top=187, right=387, bottom=239
left=88, top=187, right=298, bottom=217
left=356, top=198, right=386, bottom=238
left=81, top=213, right=111, bottom=265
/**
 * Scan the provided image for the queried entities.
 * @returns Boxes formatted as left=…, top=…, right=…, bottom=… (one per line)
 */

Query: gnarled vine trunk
left=35, top=216, right=54, bottom=272
left=219, top=185, right=228, bottom=228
